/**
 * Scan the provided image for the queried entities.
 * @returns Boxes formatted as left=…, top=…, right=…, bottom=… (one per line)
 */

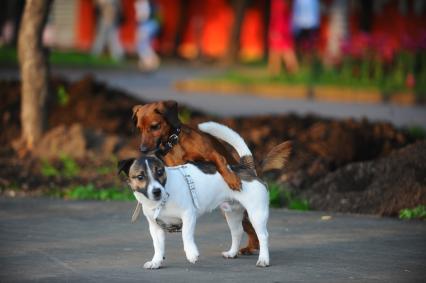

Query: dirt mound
left=302, top=140, right=426, bottom=216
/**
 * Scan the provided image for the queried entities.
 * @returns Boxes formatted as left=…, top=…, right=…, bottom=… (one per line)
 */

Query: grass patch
left=65, top=183, right=134, bottom=201
left=407, top=126, right=426, bottom=140
left=268, top=182, right=309, bottom=211
left=399, top=205, right=426, bottom=220
left=0, top=46, right=122, bottom=68
left=40, top=154, right=79, bottom=178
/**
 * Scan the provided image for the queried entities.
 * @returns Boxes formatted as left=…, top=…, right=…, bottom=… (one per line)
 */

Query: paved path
left=1, top=198, right=425, bottom=282
left=1, top=65, right=426, bottom=129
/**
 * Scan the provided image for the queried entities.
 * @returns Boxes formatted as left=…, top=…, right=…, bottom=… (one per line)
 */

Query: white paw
left=256, top=257, right=270, bottom=267
left=222, top=250, right=238, bottom=259
left=185, top=250, right=199, bottom=264
left=143, top=260, right=162, bottom=269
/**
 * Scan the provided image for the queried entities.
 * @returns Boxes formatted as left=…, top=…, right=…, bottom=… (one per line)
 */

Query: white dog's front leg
left=181, top=211, right=199, bottom=264
left=144, top=217, right=165, bottom=269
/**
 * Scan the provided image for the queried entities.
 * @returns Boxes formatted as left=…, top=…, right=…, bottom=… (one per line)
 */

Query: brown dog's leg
left=239, top=211, right=260, bottom=255
left=211, top=153, right=241, bottom=191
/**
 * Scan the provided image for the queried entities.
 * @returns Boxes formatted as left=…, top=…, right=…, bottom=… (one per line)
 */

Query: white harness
left=134, top=165, right=201, bottom=228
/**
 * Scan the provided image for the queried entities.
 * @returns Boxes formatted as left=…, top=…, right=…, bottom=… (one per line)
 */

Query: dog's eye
left=150, top=123, right=161, bottom=131
left=136, top=175, right=145, bottom=181
left=156, top=168, right=164, bottom=176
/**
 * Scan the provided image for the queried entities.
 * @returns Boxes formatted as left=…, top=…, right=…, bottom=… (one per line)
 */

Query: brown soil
left=0, top=75, right=423, bottom=216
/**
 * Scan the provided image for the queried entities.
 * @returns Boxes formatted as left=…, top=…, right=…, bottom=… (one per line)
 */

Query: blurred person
left=292, top=0, right=320, bottom=54
left=135, top=0, right=160, bottom=71
left=91, top=0, right=124, bottom=62
left=268, top=0, right=299, bottom=76
left=324, top=0, right=348, bottom=67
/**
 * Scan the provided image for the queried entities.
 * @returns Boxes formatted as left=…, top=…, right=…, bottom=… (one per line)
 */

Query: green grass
left=268, top=182, right=309, bottom=211
left=201, top=52, right=426, bottom=96
left=40, top=154, right=79, bottom=178
left=0, top=46, right=122, bottom=68
left=65, top=183, right=134, bottom=201
left=407, top=126, right=426, bottom=140
left=399, top=205, right=426, bottom=220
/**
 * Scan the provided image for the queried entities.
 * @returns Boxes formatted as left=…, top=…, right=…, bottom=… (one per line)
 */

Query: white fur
left=198, top=121, right=253, bottom=157
left=134, top=164, right=270, bottom=269
left=133, top=122, right=269, bottom=269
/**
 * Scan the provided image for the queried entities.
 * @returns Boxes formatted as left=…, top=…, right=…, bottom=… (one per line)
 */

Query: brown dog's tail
left=260, top=141, right=292, bottom=175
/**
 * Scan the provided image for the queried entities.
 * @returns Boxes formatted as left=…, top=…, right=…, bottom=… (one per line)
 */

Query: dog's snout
left=153, top=188, right=161, bottom=197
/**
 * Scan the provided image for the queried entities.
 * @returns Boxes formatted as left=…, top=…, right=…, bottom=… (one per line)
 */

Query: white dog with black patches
left=118, top=122, right=291, bottom=269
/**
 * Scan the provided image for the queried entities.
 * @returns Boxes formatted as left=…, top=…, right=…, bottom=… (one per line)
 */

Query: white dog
left=118, top=122, right=291, bottom=269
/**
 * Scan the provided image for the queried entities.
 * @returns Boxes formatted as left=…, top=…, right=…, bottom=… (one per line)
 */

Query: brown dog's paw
left=225, top=172, right=241, bottom=191
left=239, top=246, right=258, bottom=255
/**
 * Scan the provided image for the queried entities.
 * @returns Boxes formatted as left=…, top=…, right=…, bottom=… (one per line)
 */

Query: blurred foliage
left=64, top=183, right=134, bottom=201
left=178, top=108, right=193, bottom=124
left=40, top=154, right=79, bottom=178
left=268, top=182, right=309, bottom=211
left=56, top=85, right=69, bottom=106
left=0, top=46, right=122, bottom=67
left=407, top=126, right=426, bottom=140
left=210, top=51, right=426, bottom=98
left=399, top=205, right=426, bottom=220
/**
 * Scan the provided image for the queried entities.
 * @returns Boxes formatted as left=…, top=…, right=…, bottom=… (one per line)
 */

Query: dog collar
left=158, top=127, right=181, bottom=156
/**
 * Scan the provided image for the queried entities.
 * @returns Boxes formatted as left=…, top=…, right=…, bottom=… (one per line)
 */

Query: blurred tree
left=225, top=0, right=247, bottom=64
left=17, top=0, right=53, bottom=151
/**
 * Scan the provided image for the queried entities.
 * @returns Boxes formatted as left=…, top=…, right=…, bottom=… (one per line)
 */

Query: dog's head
left=118, top=155, right=167, bottom=201
left=132, top=101, right=181, bottom=154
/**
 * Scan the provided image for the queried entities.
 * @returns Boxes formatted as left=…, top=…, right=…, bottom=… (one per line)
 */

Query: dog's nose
left=140, top=145, right=149, bottom=153
left=152, top=188, right=161, bottom=198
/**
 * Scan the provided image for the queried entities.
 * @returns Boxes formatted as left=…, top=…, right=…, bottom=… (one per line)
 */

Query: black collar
left=156, top=127, right=181, bottom=156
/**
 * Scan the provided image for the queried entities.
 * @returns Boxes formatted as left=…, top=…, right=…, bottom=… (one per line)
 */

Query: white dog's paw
left=256, top=257, right=270, bottom=267
left=185, top=250, right=199, bottom=264
left=143, top=260, right=162, bottom=269
left=222, top=250, right=238, bottom=259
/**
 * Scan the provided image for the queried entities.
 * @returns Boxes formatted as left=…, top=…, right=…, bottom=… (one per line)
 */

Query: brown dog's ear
left=117, top=158, right=136, bottom=176
left=162, top=100, right=181, bottom=128
left=132, top=105, right=143, bottom=130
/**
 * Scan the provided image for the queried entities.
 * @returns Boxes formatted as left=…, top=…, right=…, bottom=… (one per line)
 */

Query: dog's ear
left=131, top=105, right=143, bottom=130
left=162, top=100, right=181, bottom=129
left=117, top=158, right=135, bottom=176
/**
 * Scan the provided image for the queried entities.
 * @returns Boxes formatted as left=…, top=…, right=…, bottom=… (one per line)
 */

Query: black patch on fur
left=189, top=161, right=217, bottom=175
left=117, top=158, right=135, bottom=176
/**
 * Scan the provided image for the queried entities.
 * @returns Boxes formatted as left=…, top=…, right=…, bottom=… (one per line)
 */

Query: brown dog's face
left=132, top=101, right=180, bottom=153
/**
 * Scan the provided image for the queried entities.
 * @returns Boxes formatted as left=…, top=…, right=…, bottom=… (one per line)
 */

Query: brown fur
left=133, top=101, right=241, bottom=190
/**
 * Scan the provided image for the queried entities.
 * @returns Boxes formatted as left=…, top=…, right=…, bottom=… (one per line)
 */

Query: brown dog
left=132, top=101, right=241, bottom=190
left=132, top=100, right=259, bottom=254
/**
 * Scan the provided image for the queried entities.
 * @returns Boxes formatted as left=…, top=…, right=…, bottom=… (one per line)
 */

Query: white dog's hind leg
left=181, top=211, right=199, bottom=264
left=222, top=206, right=244, bottom=258
left=144, top=218, right=165, bottom=269
left=248, top=209, right=270, bottom=267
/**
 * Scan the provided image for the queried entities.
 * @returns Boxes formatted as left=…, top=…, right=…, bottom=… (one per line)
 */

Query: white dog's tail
left=198, top=121, right=252, bottom=158
left=198, top=121, right=292, bottom=174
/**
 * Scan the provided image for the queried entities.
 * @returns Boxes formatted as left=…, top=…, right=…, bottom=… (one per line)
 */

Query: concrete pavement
left=1, top=198, right=425, bottom=282
left=1, top=65, right=426, bottom=129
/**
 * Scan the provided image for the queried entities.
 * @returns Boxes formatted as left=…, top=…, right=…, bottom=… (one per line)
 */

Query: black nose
left=152, top=188, right=161, bottom=197
left=140, top=145, right=149, bottom=153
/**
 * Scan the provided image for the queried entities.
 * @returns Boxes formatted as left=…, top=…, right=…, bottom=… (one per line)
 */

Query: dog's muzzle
left=152, top=188, right=162, bottom=200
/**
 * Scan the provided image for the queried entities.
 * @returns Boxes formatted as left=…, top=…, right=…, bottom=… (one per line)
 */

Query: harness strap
left=178, top=165, right=200, bottom=210
left=153, top=191, right=169, bottom=220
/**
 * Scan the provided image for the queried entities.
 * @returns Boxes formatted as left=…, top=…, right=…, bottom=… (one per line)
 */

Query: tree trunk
left=17, top=0, right=53, bottom=150
left=225, top=0, right=247, bottom=64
